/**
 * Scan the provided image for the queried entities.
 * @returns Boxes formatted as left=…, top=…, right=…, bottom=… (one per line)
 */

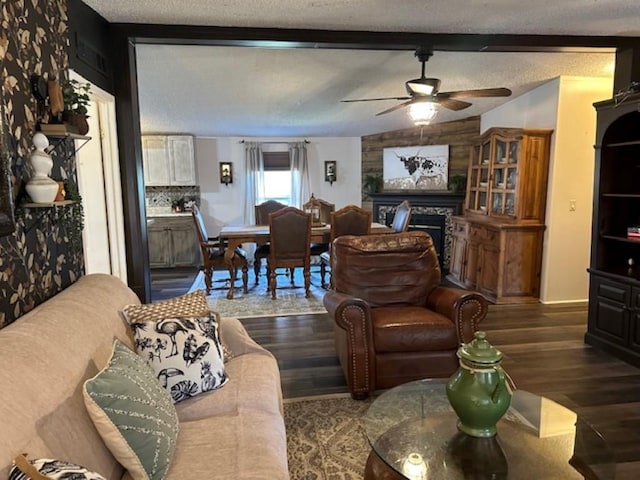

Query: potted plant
left=449, top=174, right=467, bottom=194
left=61, top=79, right=91, bottom=135
left=363, top=174, right=383, bottom=197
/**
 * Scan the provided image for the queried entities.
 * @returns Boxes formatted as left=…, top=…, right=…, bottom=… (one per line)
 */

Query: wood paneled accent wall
left=361, top=116, right=481, bottom=202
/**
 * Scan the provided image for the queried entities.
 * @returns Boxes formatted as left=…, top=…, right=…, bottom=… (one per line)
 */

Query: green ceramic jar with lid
left=446, top=331, right=512, bottom=437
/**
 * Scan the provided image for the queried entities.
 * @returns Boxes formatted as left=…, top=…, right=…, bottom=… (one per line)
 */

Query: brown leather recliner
left=323, top=231, right=488, bottom=399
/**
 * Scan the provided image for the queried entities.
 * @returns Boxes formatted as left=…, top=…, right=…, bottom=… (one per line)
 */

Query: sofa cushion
left=9, top=454, right=106, bottom=480
left=132, top=314, right=228, bottom=403
left=83, top=340, right=179, bottom=480
left=121, top=290, right=234, bottom=361
left=372, top=306, right=459, bottom=352
left=165, top=412, right=289, bottom=480
left=175, top=348, right=282, bottom=421
left=0, top=274, right=138, bottom=480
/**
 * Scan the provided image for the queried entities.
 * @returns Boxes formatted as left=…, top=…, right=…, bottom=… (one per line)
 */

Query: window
left=259, top=152, right=291, bottom=205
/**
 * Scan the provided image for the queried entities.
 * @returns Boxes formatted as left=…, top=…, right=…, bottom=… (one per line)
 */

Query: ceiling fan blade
left=341, top=96, right=411, bottom=103
left=436, top=97, right=473, bottom=111
left=375, top=99, right=416, bottom=116
left=438, top=87, right=512, bottom=99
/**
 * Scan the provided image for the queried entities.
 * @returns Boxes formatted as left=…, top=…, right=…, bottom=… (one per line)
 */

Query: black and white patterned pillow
left=131, top=313, right=228, bottom=403
left=9, top=455, right=106, bottom=480
left=121, top=290, right=235, bottom=362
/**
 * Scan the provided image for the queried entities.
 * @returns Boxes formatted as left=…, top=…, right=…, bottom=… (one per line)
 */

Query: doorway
left=71, top=71, right=127, bottom=282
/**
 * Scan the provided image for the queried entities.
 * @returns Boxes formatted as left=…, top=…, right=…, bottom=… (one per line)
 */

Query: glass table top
left=362, top=379, right=614, bottom=480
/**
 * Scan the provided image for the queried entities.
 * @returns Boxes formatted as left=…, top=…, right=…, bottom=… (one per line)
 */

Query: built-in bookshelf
left=586, top=93, right=640, bottom=368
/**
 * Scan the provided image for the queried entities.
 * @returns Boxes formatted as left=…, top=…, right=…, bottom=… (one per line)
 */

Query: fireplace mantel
left=369, top=191, right=465, bottom=272
left=369, top=191, right=465, bottom=211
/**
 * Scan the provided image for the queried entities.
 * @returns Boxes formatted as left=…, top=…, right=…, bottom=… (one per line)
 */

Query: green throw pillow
left=83, top=340, right=179, bottom=480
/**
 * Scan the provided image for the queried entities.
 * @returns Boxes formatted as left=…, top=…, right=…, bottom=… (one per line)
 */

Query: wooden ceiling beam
left=112, top=23, right=638, bottom=54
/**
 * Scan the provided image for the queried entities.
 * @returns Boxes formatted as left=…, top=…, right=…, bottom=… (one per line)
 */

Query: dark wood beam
left=112, top=23, right=636, bottom=53
left=111, top=29, right=151, bottom=303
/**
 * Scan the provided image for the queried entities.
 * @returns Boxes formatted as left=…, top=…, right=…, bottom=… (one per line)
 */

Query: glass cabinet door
left=495, top=139, right=507, bottom=164
left=467, top=133, right=523, bottom=218
left=487, top=137, right=519, bottom=217
left=467, top=142, right=491, bottom=213
left=509, top=141, right=519, bottom=164
left=465, top=128, right=549, bottom=222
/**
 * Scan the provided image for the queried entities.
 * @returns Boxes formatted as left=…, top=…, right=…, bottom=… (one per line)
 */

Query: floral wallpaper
left=0, top=0, right=84, bottom=327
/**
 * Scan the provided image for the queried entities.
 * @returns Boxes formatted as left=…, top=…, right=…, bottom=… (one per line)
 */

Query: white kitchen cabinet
left=167, top=135, right=197, bottom=185
left=142, top=136, right=170, bottom=186
left=142, top=135, right=197, bottom=186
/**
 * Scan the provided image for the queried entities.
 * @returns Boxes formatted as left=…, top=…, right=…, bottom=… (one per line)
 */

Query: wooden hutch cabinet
left=586, top=93, right=640, bottom=368
left=447, top=127, right=553, bottom=304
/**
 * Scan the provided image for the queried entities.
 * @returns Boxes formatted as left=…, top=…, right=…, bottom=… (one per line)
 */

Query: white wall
left=543, top=77, right=611, bottom=302
left=194, top=136, right=362, bottom=236
left=481, top=76, right=612, bottom=303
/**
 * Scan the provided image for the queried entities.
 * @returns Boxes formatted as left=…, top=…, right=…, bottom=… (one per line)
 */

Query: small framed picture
left=324, top=160, right=337, bottom=184
left=220, top=162, right=233, bottom=185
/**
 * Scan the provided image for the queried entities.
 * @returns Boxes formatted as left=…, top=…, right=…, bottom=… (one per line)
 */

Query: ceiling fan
left=341, top=47, right=512, bottom=117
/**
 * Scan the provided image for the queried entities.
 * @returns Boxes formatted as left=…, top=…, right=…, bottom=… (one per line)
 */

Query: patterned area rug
left=284, top=394, right=374, bottom=480
left=190, top=268, right=328, bottom=319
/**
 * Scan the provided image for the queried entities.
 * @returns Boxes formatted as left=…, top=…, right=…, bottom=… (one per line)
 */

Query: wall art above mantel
left=383, top=144, right=449, bottom=191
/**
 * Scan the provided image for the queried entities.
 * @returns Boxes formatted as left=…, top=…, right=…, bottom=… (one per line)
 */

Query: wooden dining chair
left=192, top=205, right=248, bottom=296
left=320, top=204, right=371, bottom=288
left=391, top=200, right=413, bottom=232
left=253, top=200, right=288, bottom=283
left=303, top=194, right=336, bottom=276
left=267, top=207, right=312, bottom=299
left=303, top=193, right=335, bottom=226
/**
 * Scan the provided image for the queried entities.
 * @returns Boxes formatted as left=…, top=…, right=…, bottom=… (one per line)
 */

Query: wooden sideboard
left=369, top=191, right=465, bottom=272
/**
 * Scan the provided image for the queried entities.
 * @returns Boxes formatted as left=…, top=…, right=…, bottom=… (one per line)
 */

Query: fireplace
left=370, top=192, right=465, bottom=272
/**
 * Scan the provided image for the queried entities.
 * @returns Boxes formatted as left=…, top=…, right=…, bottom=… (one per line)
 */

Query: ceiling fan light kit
left=341, top=46, right=512, bottom=122
left=408, top=102, right=438, bottom=125
left=406, top=77, right=440, bottom=96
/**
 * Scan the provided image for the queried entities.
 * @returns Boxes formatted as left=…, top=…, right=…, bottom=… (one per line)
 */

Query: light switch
left=569, top=199, right=576, bottom=211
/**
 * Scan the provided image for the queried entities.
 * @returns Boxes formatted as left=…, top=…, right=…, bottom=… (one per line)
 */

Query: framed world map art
left=383, top=144, right=449, bottom=191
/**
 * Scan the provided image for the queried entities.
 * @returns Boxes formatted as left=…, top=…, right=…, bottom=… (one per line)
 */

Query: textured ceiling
left=80, top=0, right=635, bottom=137
left=81, top=1, right=640, bottom=35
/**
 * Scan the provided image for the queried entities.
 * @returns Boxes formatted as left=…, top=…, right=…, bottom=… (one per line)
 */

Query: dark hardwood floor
left=150, top=267, right=200, bottom=301
left=151, top=272, right=640, bottom=479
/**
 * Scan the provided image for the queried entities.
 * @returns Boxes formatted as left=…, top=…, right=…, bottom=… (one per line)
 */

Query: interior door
left=72, top=70, right=127, bottom=281
left=76, top=99, right=111, bottom=274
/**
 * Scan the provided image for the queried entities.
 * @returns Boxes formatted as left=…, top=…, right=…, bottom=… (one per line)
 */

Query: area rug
left=189, top=269, right=328, bottom=319
left=284, top=394, right=374, bottom=480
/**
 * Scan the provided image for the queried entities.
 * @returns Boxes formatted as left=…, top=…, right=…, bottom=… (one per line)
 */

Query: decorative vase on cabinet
left=446, top=127, right=553, bottom=304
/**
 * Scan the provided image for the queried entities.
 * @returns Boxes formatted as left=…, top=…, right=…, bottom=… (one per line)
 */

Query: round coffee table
left=362, top=379, right=614, bottom=479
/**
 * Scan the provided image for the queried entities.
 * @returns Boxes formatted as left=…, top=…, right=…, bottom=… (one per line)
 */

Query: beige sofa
left=0, top=274, right=289, bottom=479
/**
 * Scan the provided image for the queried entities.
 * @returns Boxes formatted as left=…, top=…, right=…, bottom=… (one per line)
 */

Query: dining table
left=218, top=222, right=393, bottom=298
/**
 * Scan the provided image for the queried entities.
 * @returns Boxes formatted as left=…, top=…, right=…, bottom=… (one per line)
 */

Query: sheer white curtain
left=289, top=142, right=310, bottom=208
left=243, top=142, right=264, bottom=224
